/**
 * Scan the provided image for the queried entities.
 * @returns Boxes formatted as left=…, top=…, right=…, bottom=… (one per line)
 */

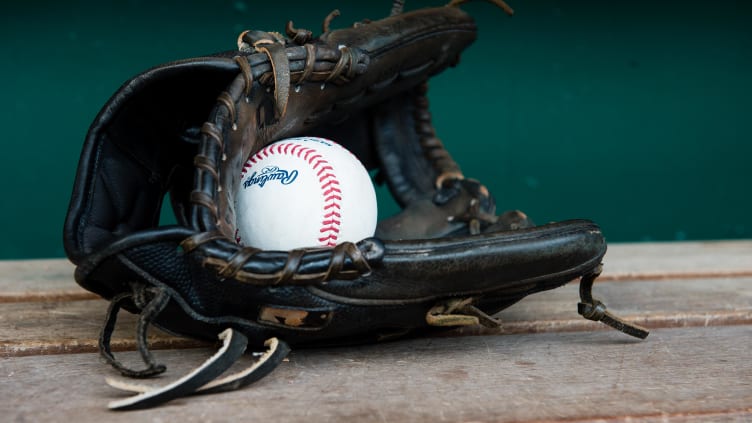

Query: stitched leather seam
left=240, top=142, right=342, bottom=248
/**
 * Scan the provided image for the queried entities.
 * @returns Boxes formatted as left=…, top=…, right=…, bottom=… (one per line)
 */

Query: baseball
left=234, top=136, right=378, bottom=250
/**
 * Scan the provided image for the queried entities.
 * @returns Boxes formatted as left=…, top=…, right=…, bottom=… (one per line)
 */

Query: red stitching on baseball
left=319, top=225, right=340, bottom=235
left=307, top=155, right=322, bottom=165
left=318, top=234, right=338, bottom=245
left=239, top=139, right=344, bottom=248
left=309, top=142, right=342, bottom=247
left=304, top=150, right=318, bottom=164
left=321, top=179, right=339, bottom=190
left=323, top=187, right=342, bottom=196
left=319, top=173, right=336, bottom=183
left=313, top=159, right=330, bottom=169
left=242, top=144, right=275, bottom=177
left=317, top=166, right=334, bottom=176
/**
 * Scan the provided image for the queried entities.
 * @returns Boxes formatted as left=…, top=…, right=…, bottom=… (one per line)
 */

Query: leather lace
left=99, top=284, right=290, bottom=410
left=578, top=265, right=650, bottom=339
left=426, top=267, right=650, bottom=340
left=99, top=286, right=169, bottom=378
left=181, top=231, right=373, bottom=285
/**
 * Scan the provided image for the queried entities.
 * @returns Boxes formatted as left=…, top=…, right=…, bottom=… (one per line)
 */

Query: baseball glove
left=64, top=0, right=648, bottom=410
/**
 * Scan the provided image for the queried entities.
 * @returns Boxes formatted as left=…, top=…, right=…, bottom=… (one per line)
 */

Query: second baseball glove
left=64, top=0, right=648, bottom=410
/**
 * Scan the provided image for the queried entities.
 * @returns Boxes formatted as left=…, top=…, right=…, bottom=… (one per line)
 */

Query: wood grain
left=0, top=299, right=207, bottom=357
left=602, top=240, right=752, bottom=280
left=2, top=277, right=749, bottom=357
left=1, top=242, right=750, bottom=422
left=1, top=239, right=750, bottom=302
left=1, top=326, right=749, bottom=422
left=0, top=259, right=94, bottom=302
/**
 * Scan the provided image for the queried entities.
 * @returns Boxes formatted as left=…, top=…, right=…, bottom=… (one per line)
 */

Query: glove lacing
left=426, top=266, right=650, bottom=340
left=99, top=283, right=290, bottom=410
left=578, top=264, right=650, bottom=339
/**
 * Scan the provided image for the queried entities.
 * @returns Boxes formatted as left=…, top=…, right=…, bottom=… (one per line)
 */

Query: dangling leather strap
left=238, top=30, right=290, bottom=119
left=578, top=265, right=650, bottom=339
left=99, top=287, right=169, bottom=378
left=105, top=330, right=289, bottom=410
left=99, top=285, right=290, bottom=410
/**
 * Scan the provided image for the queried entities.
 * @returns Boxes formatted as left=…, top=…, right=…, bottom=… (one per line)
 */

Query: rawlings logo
left=243, top=166, right=298, bottom=188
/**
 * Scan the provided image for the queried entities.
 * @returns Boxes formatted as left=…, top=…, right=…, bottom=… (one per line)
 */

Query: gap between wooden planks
left=1, top=240, right=750, bottom=358
left=1, top=240, right=751, bottom=303
left=1, top=241, right=750, bottom=422
left=2, top=326, right=750, bottom=423
left=2, top=276, right=750, bottom=357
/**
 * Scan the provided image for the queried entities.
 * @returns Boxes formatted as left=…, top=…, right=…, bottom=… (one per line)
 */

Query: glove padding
left=64, top=2, right=647, bottom=410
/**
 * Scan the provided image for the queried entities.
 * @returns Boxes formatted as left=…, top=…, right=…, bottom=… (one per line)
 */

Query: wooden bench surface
left=1, top=241, right=751, bottom=422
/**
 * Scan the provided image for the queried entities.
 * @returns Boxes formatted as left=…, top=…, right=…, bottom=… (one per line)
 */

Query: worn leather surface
left=64, top=4, right=608, bottom=348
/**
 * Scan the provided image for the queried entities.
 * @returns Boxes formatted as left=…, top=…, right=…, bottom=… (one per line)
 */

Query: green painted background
left=1, top=0, right=750, bottom=259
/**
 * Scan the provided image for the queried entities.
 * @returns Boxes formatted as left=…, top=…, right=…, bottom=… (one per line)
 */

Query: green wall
left=1, top=0, right=750, bottom=259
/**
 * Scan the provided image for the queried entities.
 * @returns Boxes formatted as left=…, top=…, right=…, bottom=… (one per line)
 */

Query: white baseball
left=234, top=136, right=377, bottom=250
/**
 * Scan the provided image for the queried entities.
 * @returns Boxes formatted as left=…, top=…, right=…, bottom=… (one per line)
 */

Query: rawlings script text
left=243, top=166, right=298, bottom=188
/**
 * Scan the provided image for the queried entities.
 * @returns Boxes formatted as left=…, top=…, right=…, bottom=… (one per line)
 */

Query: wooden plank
left=453, top=276, right=752, bottom=337
left=541, top=411, right=752, bottom=423
left=0, top=299, right=206, bottom=357
left=0, top=240, right=750, bottom=302
left=1, top=325, right=750, bottom=422
left=3, top=277, right=749, bottom=357
left=0, top=259, right=94, bottom=302
left=602, top=240, right=752, bottom=280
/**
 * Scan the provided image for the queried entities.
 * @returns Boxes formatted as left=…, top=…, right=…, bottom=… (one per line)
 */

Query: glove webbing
left=236, top=28, right=361, bottom=120
left=191, top=41, right=366, bottom=229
